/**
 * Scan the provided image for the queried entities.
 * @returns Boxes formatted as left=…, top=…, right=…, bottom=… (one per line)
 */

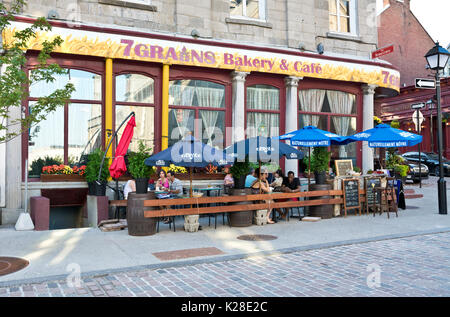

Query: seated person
left=123, top=179, right=136, bottom=199
left=165, top=170, right=184, bottom=197
left=156, top=170, right=170, bottom=191
left=250, top=167, right=275, bottom=224
left=281, top=171, right=301, bottom=218
left=282, top=171, right=301, bottom=193
left=270, top=169, right=284, bottom=191
left=223, top=166, right=234, bottom=194
left=245, top=169, right=257, bottom=188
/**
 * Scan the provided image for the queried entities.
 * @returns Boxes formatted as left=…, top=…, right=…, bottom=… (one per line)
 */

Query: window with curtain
left=298, top=88, right=357, bottom=163
left=28, top=69, right=102, bottom=177
left=329, top=0, right=357, bottom=34
left=246, top=84, right=280, bottom=137
left=169, top=80, right=226, bottom=148
left=230, top=0, right=266, bottom=20
left=115, top=74, right=155, bottom=153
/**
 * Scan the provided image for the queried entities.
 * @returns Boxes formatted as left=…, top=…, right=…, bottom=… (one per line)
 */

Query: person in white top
left=123, top=179, right=136, bottom=199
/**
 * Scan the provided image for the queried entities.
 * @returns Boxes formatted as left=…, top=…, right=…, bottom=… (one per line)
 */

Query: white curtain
left=247, top=86, right=279, bottom=110
left=327, top=90, right=355, bottom=158
left=200, top=110, right=220, bottom=146
left=171, top=109, right=193, bottom=140
left=299, top=89, right=326, bottom=126
left=196, top=87, right=224, bottom=108
left=247, top=113, right=279, bottom=137
left=169, top=84, right=195, bottom=106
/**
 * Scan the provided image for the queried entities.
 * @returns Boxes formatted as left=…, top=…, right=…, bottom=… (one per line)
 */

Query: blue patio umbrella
left=145, top=135, right=232, bottom=196
left=279, top=126, right=350, bottom=187
left=224, top=136, right=304, bottom=163
left=225, top=137, right=304, bottom=188
left=347, top=124, right=422, bottom=148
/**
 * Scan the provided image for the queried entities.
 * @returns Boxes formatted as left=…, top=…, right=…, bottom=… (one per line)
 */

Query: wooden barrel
left=229, top=188, right=254, bottom=227
left=309, top=184, right=334, bottom=219
left=127, top=192, right=157, bottom=236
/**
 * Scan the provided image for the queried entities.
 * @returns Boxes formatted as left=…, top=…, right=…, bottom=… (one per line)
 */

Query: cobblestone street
left=1, top=231, right=449, bottom=297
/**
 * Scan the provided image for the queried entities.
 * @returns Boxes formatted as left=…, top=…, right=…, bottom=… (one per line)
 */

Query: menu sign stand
left=342, top=178, right=360, bottom=217
left=335, top=159, right=353, bottom=177
left=364, top=177, right=382, bottom=215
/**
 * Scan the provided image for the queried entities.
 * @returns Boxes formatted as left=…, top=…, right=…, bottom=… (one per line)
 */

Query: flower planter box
left=40, top=174, right=85, bottom=182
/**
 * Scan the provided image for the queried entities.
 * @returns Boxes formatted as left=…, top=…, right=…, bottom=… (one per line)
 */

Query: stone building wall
left=9, top=0, right=378, bottom=57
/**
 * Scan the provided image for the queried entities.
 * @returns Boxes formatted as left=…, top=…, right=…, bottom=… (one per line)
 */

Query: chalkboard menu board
left=342, top=179, right=360, bottom=216
left=365, top=177, right=382, bottom=208
left=335, top=160, right=353, bottom=176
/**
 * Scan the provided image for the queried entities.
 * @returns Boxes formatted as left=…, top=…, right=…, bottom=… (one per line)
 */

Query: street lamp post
left=425, top=42, right=450, bottom=215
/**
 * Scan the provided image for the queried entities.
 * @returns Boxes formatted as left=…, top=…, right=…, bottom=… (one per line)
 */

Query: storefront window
left=27, top=69, right=103, bottom=177
left=169, top=80, right=226, bottom=148
left=246, top=85, right=280, bottom=137
left=115, top=74, right=155, bottom=153
left=68, top=103, right=102, bottom=162
left=298, top=88, right=357, bottom=164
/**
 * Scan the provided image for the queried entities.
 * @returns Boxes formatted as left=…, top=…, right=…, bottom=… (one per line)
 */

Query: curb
left=1, top=226, right=450, bottom=288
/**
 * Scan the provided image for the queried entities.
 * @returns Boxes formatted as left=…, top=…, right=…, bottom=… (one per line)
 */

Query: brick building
left=0, top=0, right=400, bottom=224
left=375, top=0, right=450, bottom=158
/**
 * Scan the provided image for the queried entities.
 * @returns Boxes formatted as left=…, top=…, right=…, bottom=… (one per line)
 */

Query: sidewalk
left=1, top=177, right=449, bottom=286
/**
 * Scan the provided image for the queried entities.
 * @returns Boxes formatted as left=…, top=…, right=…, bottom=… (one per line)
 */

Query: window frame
left=328, top=0, right=358, bottom=36
left=24, top=54, right=105, bottom=181
left=168, top=79, right=227, bottom=148
left=244, top=74, right=286, bottom=139
left=230, top=0, right=267, bottom=22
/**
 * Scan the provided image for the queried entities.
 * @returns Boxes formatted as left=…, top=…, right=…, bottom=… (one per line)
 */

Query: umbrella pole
left=189, top=167, right=193, bottom=198
left=308, top=147, right=311, bottom=191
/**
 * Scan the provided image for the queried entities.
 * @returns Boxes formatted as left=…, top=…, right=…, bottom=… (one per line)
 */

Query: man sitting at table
left=281, top=171, right=301, bottom=219
left=165, top=170, right=184, bottom=197
left=245, top=169, right=257, bottom=188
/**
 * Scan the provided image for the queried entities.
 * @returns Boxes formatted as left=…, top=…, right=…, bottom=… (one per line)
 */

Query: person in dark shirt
left=282, top=171, right=301, bottom=192
left=280, top=171, right=301, bottom=219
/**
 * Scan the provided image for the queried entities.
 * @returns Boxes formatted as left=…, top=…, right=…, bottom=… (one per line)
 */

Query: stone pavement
left=0, top=176, right=449, bottom=286
left=1, top=231, right=449, bottom=297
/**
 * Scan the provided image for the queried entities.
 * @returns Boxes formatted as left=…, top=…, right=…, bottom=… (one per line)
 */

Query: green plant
left=85, top=148, right=109, bottom=182
left=390, top=120, right=400, bottom=129
left=230, top=159, right=251, bottom=179
left=308, top=147, right=330, bottom=173
left=127, top=141, right=155, bottom=179
left=386, top=151, right=404, bottom=169
left=394, top=164, right=409, bottom=177
left=353, top=166, right=361, bottom=173
left=367, top=169, right=373, bottom=174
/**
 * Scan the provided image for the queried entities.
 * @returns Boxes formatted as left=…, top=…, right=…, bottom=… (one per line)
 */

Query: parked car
left=401, top=152, right=450, bottom=177
left=384, top=152, right=428, bottom=183
left=405, top=162, right=429, bottom=183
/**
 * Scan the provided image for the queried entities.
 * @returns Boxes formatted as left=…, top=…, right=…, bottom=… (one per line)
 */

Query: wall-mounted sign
left=371, top=44, right=394, bottom=59
left=5, top=21, right=400, bottom=91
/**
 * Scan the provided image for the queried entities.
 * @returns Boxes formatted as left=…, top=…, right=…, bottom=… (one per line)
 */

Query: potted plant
left=127, top=141, right=155, bottom=194
left=85, top=148, right=110, bottom=196
left=394, top=164, right=409, bottom=182
left=310, top=147, right=330, bottom=185
left=230, top=159, right=251, bottom=189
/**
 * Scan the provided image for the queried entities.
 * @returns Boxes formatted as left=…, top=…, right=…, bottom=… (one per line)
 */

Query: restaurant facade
left=0, top=0, right=400, bottom=225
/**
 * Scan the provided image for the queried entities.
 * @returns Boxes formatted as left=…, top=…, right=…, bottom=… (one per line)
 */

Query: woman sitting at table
left=270, top=169, right=284, bottom=191
left=123, top=179, right=136, bottom=199
left=156, top=170, right=170, bottom=191
left=250, top=167, right=275, bottom=224
left=223, top=166, right=234, bottom=194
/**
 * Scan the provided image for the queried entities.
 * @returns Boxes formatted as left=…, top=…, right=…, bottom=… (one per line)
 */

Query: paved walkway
left=1, top=231, right=449, bottom=297
left=0, top=176, right=449, bottom=287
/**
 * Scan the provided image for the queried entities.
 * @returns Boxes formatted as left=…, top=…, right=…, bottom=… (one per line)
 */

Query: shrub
left=127, top=141, right=155, bottom=179
left=85, top=148, right=109, bottom=182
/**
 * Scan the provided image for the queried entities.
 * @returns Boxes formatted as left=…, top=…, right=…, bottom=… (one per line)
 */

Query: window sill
left=326, top=32, right=361, bottom=42
left=98, top=0, right=157, bottom=12
left=225, top=17, right=272, bottom=29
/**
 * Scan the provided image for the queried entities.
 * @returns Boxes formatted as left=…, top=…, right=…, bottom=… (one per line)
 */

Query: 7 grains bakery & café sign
left=5, top=21, right=400, bottom=91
